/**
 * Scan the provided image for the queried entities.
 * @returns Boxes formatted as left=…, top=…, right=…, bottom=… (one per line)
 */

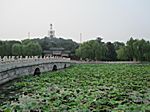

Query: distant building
left=48, top=24, right=55, bottom=38
left=45, top=24, right=71, bottom=57
left=43, top=48, right=71, bottom=57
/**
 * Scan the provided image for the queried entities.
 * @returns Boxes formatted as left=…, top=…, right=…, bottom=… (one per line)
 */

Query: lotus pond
left=0, top=64, right=150, bottom=111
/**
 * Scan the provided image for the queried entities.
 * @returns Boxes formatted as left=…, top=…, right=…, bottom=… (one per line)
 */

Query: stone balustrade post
left=16, top=56, right=19, bottom=60
left=46, top=56, right=48, bottom=59
left=33, top=56, right=37, bottom=61
left=3, top=56, right=7, bottom=62
left=8, top=56, right=11, bottom=61
left=39, top=56, right=42, bottom=59
left=0, top=56, right=2, bottom=63
left=19, top=56, right=23, bottom=62
left=43, top=56, right=46, bottom=60
left=34, top=56, right=36, bottom=60
left=12, top=56, right=15, bottom=61
left=25, top=56, right=28, bottom=60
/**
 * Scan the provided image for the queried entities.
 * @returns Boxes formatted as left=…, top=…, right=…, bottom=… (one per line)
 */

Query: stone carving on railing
left=0, top=56, right=70, bottom=64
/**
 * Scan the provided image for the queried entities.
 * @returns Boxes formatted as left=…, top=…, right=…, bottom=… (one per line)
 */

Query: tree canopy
left=115, top=38, right=150, bottom=61
left=0, top=37, right=78, bottom=57
left=76, top=39, right=107, bottom=61
left=76, top=37, right=150, bottom=61
left=0, top=37, right=150, bottom=62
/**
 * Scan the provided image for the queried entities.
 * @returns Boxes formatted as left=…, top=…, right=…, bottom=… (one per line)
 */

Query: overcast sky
left=0, top=0, right=150, bottom=42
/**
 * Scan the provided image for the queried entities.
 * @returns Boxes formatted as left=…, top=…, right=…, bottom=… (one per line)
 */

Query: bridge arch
left=0, top=59, right=71, bottom=85
left=34, top=68, right=41, bottom=75
left=64, top=64, right=66, bottom=68
left=52, top=65, right=57, bottom=71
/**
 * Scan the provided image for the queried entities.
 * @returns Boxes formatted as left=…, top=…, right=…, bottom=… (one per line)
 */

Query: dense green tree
left=22, top=39, right=32, bottom=45
left=12, top=44, right=22, bottom=56
left=76, top=39, right=107, bottom=61
left=22, top=42, right=42, bottom=56
left=132, top=39, right=150, bottom=61
left=0, top=41, right=20, bottom=57
left=0, top=41, right=5, bottom=57
left=117, top=46, right=128, bottom=60
left=105, top=42, right=117, bottom=61
left=113, top=41, right=125, bottom=50
left=116, top=38, right=150, bottom=61
left=76, top=40, right=95, bottom=60
left=96, top=37, right=103, bottom=43
left=126, top=37, right=138, bottom=61
left=143, top=41, right=150, bottom=61
left=22, top=45, right=28, bottom=56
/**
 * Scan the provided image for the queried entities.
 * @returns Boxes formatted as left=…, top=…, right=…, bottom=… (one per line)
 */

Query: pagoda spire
left=48, top=24, right=55, bottom=38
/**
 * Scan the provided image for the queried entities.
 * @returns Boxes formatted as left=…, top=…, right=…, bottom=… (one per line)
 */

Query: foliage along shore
left=0, top=37, right=150, bottom=61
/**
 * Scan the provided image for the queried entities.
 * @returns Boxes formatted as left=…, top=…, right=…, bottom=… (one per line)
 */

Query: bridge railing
left=0, top=56, right=71, bottom=72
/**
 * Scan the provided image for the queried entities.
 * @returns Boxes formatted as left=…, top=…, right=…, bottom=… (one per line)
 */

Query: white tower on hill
left=48, top=24, right=55, bottom=38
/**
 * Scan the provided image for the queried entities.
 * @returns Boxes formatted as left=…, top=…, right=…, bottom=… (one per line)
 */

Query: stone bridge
left=0, top=56, right=72, bottom=85
left=0, top=56, right=140, bottom=85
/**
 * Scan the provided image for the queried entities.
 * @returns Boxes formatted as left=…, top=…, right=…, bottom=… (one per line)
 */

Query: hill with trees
left=0, top=37, right=79, bottom=57
left=32, top=37, right=79, bottom=53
